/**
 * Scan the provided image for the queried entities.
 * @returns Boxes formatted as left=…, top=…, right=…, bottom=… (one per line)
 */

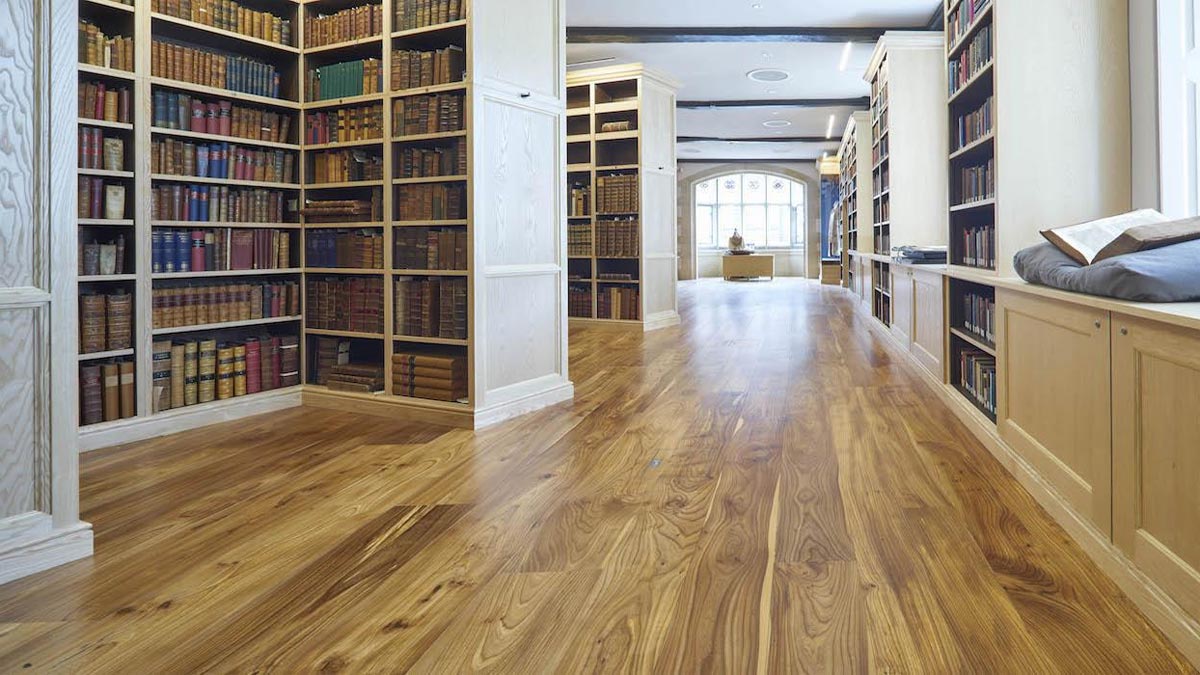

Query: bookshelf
left=837, top=111, right=873, bottom=293
left=563, top=64, right=680, bottom=331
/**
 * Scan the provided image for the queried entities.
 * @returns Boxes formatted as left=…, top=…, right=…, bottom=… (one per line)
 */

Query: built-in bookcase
left=79, top=0, right=570, bottom=447
left=946, top=276, right=996, bottom=421
left=564, top=64, right=680, bottom=331
left=837, top=111, right=873, bottom=290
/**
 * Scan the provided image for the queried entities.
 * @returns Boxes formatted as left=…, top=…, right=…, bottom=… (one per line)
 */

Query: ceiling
left=565, top=0, right=940, bottom=161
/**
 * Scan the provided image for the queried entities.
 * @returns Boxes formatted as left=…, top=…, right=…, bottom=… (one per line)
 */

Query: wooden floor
left=0, top=279, right=1193, bottom=673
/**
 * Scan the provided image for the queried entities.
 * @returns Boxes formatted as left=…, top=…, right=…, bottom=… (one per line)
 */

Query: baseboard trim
left=302, top=388, right=474, bottom=429
left=643, top=310, right=681, bottom=332
left=0, top=522, right=93, bottom=586
left=474, top=381, right=575, bottom=429
left=849, top=290, right=1200, bottom=668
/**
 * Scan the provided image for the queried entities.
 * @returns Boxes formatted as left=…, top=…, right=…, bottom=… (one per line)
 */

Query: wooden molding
left=566, top=26, right=905, bottom=44
left=677, top=98, right=870, bottom=110
left=678, top=135, right=836, bottom=144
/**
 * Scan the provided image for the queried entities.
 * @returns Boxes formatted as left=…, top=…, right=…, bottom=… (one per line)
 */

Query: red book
left=89, top=177, right=103, bottom=218
left=218, top=101, right=232, bottom=136
left=191, top=100, right=206, bottom=133
left=191, top=230, right=206, bottom=272
left=245, top=338, right=261, bottom=393
left=207, top=103, right=219, bottom=135
left=270, top=336, right=282, bottom=389
left=95, top=82, right=106, bottom=119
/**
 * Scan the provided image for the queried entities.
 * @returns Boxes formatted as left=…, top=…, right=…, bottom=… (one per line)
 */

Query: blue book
left=151, top=229, right=162, bottom=273
left=175, top=229, right=190, bottom=273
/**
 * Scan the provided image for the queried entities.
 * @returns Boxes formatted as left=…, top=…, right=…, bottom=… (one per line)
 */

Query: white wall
left=676, top=161, right=822, bottom=280
left=1131, top=0, right=1162, bottom=211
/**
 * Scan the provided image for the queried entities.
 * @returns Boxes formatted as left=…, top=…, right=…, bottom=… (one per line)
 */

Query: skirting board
left=849, top=290, right=1200, bottom=668
left=79, top=387, right=303, bottom=452
left=302, top=388, right=474, bottom=429
left=643, top=310, right=682, bottom=332
left=0, top=522, right=93, bottom=586
left=474, top=381, right=575, bottom=429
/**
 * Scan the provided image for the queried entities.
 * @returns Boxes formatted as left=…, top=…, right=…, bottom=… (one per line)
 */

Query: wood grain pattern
left=0, top=279, right=1192, bottom=672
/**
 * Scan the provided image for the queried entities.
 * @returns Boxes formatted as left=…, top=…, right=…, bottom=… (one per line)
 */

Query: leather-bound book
left=79, top=294, right=107, bottom=353
left=279, top=335, right=299, bottom=386
left=198, top=339, right=217, bottom=403
left=80, top=364, right=103, bottom=426
left=184, top=340, right=199, bottom=406
left=170, top=342, right=186, bottom=409
left=101, top=362, right=121, bottom=422
left=118, top=360, right=135, bottom=419
left=216, top=343, right=235, bottom=400
left=233, top=343, right=247, bottom=396
left=244, top=337, right=261, bottom=393
left=106, top=291, right=132, bottom=350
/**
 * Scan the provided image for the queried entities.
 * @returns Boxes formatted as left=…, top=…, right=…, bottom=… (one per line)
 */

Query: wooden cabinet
left=891, top=266, right=914, bottom=346
left=997, top=290, right=1112, bottom=535
left=1113, top=314, right=1200, bottom=623
left=909, top=268, right=944, bottom=377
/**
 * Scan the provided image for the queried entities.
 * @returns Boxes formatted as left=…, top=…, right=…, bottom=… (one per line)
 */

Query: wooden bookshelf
left=837, top=111, right=874, bottom=294
left=564, top=64, right=680, bottom=330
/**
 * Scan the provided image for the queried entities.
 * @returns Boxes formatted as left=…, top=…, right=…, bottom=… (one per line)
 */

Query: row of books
left=568, top=285, right=592, bottom=318
left=151, top=184, right=295, bottom=223
left=152, top=91, right=294, bottom=145
left=947, top=0, right=992, bottom=52
left=391, top=351, right=466, bottom=403
left=80, top=81, right=133, bottom=125
left=80, top=360, right=135, bottom=425
left=595, top=220, right=639, bottom=258
left=597, top=286, right=639, bottom=321
left=873, top=132, right=890, bottom=164
left=152, top=40, right=283, bottom=100
left=80, top=235, right=128, bottom=276
left=954, top=96, right=993, bottom=152
left=959, top=348, right=997, bottom=416
left=150, top=335, right=299, bottom=413
left=305, top=229, right=384, bottom=269
left=80, top=292, right=132, bottom=353
left=79, top=179, right=126, bottom=220
left=396, top=142, right=465, bottom=178
left=396, top=183, right=465, bottom=220
left=79, top=21, right=134, bottom=72
left=871, top=59, right=889, bottom=115
left=306, top=5, right=382, bottom=48
left=392, top=93, right=464, bottom=136
left=310, top=149, right=384, bottom=183
left=949, top=24, right=993, bottom=97
left=79, top=129, right=125, bottom=172
left=151, top=0, right=293, bottom=47
left=957, top=223, right=996, bottom=269
left=393, top=227, right=467, bottom=270
left=595, top=173, right=638, bottom=214
left=394, top=277, right=467, bottom=340
left=306, top=59, right=383, bottom=102
left=567, top=224, right=592, bottom=257
left=316, top=359, right=385, bottom=394
left=151, top=138, right=297, bottom=183
left=306, top=276, right=385, bottom=333
left=875, top=198, right=891, bottom=224
left=960, top=290, right=995, bottom=344
left=391, top=47, right=465, bottom=91
left=151, top=228, right=293, bottom=273
left=569, top=183, right=590, bottom=217
left=301, top=195, right=383, bottom=224
left=394, top=0, right=464, bottom=32
left=876, top=164, right=890, bottom=194
left=151, top=281, right=301, bottom=328
left=957, top=158, right=995, bottom=205
left=304, top=105, right=383, bottom=145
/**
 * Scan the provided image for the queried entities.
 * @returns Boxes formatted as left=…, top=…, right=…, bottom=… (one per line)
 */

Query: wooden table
left=722, top=253, right=775, bottom=281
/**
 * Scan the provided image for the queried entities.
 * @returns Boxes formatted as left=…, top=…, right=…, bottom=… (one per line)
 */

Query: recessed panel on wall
left=642, top=171, right=676, bottom=256
left=0, top=308, right=39, bottom=518
left=0, top=0, right=37, bottom=290
left=472, top=0, right=561, bottom=100
left=483, top=274, right=560, bottom=392
left=643, top=257, right=676, bottom=318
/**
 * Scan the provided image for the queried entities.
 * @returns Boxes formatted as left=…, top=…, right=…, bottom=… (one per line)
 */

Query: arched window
left=695, top=173, right=806, bottom=249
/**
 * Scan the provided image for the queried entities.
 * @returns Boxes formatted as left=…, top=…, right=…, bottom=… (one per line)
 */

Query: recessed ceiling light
left=761, top=51, right=771, bottom=60
left=762, top=119, right=792, bottom=128
left=825, top=114, right=837, bottom=139
left=680, top=148, right=702, bottom=154
left=752, top=3, right=762, bottom=8
left=747, top=68, right=791, bottom=83
left=838, top=42, right=853, bottom=72
left=772, top=148, right=790, bottom=154
left=767, top=89, right=778, bottom=94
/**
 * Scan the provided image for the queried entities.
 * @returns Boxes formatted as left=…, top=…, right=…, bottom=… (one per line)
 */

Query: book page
left=1042, top=209, right=1168, bottom=264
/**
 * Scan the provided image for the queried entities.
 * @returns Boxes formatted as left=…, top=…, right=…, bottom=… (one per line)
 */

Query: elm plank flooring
left=0, top=279, right=1193, bottom=673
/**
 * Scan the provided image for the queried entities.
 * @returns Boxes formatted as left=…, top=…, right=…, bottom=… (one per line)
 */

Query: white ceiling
left=567, top=0, right=937, bottom=28
left=677, top=106, right=858, bottom=140
left=678, top=140, right=837, bottom=161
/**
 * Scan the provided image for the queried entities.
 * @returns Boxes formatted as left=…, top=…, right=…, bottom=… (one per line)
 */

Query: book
left=305, top=4, right=383, bottom=48
left=306, top=59, right=383, bottom=102
left=152, top=91, right=293, bottom=144
left=198, top=339, right=217, bottom=403
left=392, top=92, right=464, bottom=136
left=105, top=185, right=126, bottom=220
left=118, top=360, right=136, bottom=419
left=152, top=340, right=173, bottom=413
left=305, top=276, right=384, bottom=333
left=300, top=194, right=383, bottom=223
left=184, top=340, right=199, bottom=405
left=152, top=40, right=284, bottom=99
left=279, top=335, right=299, bottom=386
left=305, top=229, right=384, bottom=268
left=101, top=362, right=121, bottom=422
left=305, top=104, right=384, bottom=145
left=150, top=183, right=295, bottom=223
left=1040, top=209, right=1195, bottom=266
left=390, top=46, right=465, bottom=91
left=309, top=149, right=384, bottom=184
left=394, top=0, right=463, bottom=31
left=151, top=281, right=300, bottom=329
left=106, top=292, right=132, bottom=350
left=79, top=81, right=132, bottom=123
left=78, top=20, right=134, bottom=71
left=152, top=227, right=293, bottom=272
left=595, top=173, right=639, bottom=214
left=170, top=342, right=186, bottom=408
left=80, top=364, right=103, bottom=425
left=150, top=0, right=293, bottom=47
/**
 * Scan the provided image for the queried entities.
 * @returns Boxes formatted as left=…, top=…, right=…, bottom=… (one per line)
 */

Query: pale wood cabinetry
left=997, top=290, right=1112, bottom=535
left=909, top=267, right=944, bottom=377
left=1113, top=314, right=1200, bottom=623
left=890, top=266, right=915, bottom=346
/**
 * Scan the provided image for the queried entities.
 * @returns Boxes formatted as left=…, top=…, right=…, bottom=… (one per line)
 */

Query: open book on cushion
left=1041, top=209, right=1200, bottom=265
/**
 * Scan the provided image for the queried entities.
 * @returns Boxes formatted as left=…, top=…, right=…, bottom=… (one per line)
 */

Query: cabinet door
left=997, top=290, right=1112, bottom=535
left=909, top=268, right=943, bottom=377
left=1113, top=315, right=1200, bottom=622
left=891, top=267, right=914, bottom=346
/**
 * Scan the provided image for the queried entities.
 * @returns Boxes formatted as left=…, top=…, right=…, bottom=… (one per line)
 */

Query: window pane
left=696, top=206, right=714, bottom=246
left=766, top=205, right=790, bottom=247
left=718, top=175, right=741, bottom=204
left=718, top=205, right=741, bottom=246
left=767, top=176, right=791, bottom=204
left=695, top=180, right=716, bottom=205
left=791, top=182, right=805, bottom=207
left=792, top=206, right=805, bottom=249
left=742, top=205, right=767, bottom=246
left=743, top=174, right=766, bottom=204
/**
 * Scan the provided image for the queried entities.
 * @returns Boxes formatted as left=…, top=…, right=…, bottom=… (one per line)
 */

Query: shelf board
left=152, top=268, right=302, bottom=280
left=304, top=34, right=384, bottom=55
left=150, top=13, right=300, bottom=55
left=567, top=215, right=592, bottom=220
left=391, top=81, right=468, bottom=97
left=78, top=117, right=133, bottom=131
left=303, top=138, right=384, bottom=151
left=390, top=19, right=468, bottom=39
left=392, top=334, right=468, bottom=347
left=153, top=315, right=302, bottom=336
left=595, top=279, right=639, bottom=285
left=949, top=197, right=996, bottom=213
left=151, top=220, right=302, bottom=229
left=596, top=164, right=639, bottom=171
left=566, top=134, right=590, bottom=144
left=77, top=63, right=136, bottom=82
left=595, top=130, right=639, bottom=142
left=305, top=179, right=386, bottom=190
left=392, top=219, right=467, bottom=227
left=79, top=274, right=136, bottom=282
left=948, top=61, right=995, bottom=106
left=150, top=77, right=301, bottom=110
left=150, top=174, right=301, bottom=190
left=82, top=0, right=134, bottom=12
left=302, top=221, right=385, bottom=229
left=305, top=267, right=385, bottom=275
left=304, top=93, right=386, bottom=110
left=566, top=163, right=593, bottom=173
left=78, top=168, right=134, bottom=179
left=80, top=218, right=134, bottom=227
left=392, top=130, right=467, bottom=143
left=304, top=328, right=384, bottom=339
left=78, top=347, right=135, bottom=361
left=392, top=269, right=468, bottom=276
left=950, top=326, right=997, bottom=356
left=948, top=132, right=995, bottom=161
left=946, top=3, right=995, bottom=60
left=594, top=101, right=638, bottom=114
left=309, top=386, right=473, bottom=411
left=392, top=175, right=468, bottom=185
left=151, top=126, right=300, bottom=151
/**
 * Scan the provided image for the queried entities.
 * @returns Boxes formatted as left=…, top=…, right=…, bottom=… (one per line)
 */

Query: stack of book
left=79, top=128, right=125, bottom=172
left=306, top=276, right=385, bottom=333
left=568, top=224, right=592, bottom=257
left=150, top=184, right=292, bottom=223
left=953, top=96, right=993, bottom=151
left=958, top=159, right=995, bottom=204
left=151, top=281, right=300, bottom=328
left=391, top=352, right=466, bottom=402
left=148, top=334, right=296, bottom=413
left=151, top=228, right=292, bottom=273
left=152, top=92, right=293, bottom=145
left=393, top=0, right=464, bottom=30
left=310, top=149, right=384, bottom=183
left=597, top=286, right=639, bottom=321
left=80, top=291, right=132, bottom=353
left=152, top=41, right=283, bottom=99
left=79, top=359, right=135, bottom=425
left=569, top=183, right=590, bottom=217
left=151, top=138, right=296, bottom=183
left=958, top=223, right=995, bottom=268
left=396, top=184, right=465, bottom=220
left=595, top=219, right=639, bottom=257
left=596, top=173, right=638, bottom=213
left=80, top=81, right=133, bottom=124
left=390, top=46, right=465, bottom=90
left=961, top=290, right=995, bottom=344
left=301, top=195, right=384, bottom=224
left=305, top=229, right=384, bottom=268
left=392, top=227, right=467, bottom=270
left=396, top=142, right=465, bottom=178
left=310, top=336, right=349, bottom=385
left=304, top=105, right=384, bottom=145
left=324, top=363, right=385, bottom=393
left=304, top=4, right=382, bottom=48
left=306, top=59, right=383, bottom=102
left=568, top=284, right=592, bottom=318
left=392, top=93, right=465, bottom=136
left=78, top=178, right=126, bottom=220
left=393, top=277, right=467, bottom=339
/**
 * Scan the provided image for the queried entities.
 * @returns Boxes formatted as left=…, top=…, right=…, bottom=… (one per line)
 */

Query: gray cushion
left=1013, top=239, right=1200, bottom=303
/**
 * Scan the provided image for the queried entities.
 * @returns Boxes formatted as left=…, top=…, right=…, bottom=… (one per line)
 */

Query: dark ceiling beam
left=678, top=136, right=837, bottom=144
left=677, top=97, right=869, bottom=110
left=677, top=157, right=822, bottom=164
left=566, top=26, right=901, bottom=44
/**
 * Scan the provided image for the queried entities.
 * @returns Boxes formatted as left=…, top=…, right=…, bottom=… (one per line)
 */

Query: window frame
left=1157, top=0, right=1200, bottom=217
left=693, top=172, right=807, bottom=251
